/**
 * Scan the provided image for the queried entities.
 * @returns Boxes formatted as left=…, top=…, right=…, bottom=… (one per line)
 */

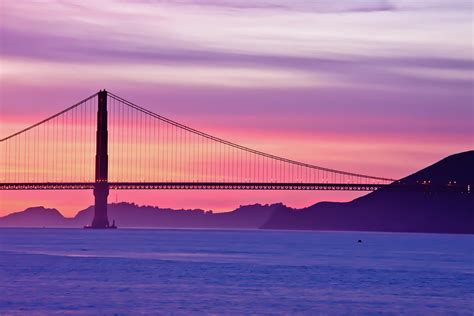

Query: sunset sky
left=0, top=0, right=473, bottom=217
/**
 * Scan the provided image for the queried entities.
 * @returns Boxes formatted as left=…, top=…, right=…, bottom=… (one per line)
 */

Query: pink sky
left=0, top=0, right=473, bottom=217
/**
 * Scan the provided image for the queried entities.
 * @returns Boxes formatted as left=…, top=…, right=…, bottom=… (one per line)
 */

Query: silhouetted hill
left=0, top=203, right=278, bottom=229
left=74, top=202, right=277, bottom=228
left=262, top=151, right=474, bottom=233
left=0, top=207, right=72, bottom=227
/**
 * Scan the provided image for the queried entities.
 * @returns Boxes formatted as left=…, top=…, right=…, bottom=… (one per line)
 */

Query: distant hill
left=0, top=207, right=72, bottom=227
left=0, top=202, right=279, bottom=229
left=262, top=151, right=474, bottom=233
left=74, top=202, right=278, bottom=228
left=1, top=151, right=472, bottom=233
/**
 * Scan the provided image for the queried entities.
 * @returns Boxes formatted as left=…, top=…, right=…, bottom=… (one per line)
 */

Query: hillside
left=262, top=151, right=474, bottom=233
left=0, top=207, right=72, bottom=227
left=74, top=202, right=278, bottom=228
left=0, top=202, right=279, bottom=229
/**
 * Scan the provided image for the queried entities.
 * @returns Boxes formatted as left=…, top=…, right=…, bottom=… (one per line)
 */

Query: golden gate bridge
left=0, top=90, right=397, bottom=228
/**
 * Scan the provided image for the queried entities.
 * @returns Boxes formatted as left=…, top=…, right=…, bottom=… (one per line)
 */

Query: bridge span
left=1, top=90, right=397, bottom=228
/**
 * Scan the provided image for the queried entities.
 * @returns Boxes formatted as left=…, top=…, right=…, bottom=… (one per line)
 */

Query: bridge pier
left=92, top=182, right=109, bottom=228
left=88, top=90, right=114, bottom=229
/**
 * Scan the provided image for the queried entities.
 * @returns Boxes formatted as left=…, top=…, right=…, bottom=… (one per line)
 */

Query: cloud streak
left=1, top=0, right=472, bottom=92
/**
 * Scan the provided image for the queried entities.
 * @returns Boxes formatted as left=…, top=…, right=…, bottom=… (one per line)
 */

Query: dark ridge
left=262, top=151, right=474, bottom=234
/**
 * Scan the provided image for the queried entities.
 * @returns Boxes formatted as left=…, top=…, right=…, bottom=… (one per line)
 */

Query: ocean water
left=0, top=228, right=472, bottom=315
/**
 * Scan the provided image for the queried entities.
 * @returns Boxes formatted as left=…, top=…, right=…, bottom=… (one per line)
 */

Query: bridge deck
left=0, top=182, right=387, bottom=191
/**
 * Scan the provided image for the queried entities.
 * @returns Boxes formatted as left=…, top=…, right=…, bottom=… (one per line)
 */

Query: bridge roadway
left=1, top=182, right=466, bottom=192
left=0, top=182, right=387, bottom=191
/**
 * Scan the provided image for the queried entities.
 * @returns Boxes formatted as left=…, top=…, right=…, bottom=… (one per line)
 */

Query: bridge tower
left=91, top=90, right=110, bottom=228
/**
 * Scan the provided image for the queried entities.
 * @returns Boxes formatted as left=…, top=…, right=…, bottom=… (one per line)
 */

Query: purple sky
left=0, top=0, right=472, bottom=216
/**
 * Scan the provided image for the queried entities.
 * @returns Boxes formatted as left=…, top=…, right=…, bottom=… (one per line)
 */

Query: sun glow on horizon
left=0, top=0, right=472, bottom=216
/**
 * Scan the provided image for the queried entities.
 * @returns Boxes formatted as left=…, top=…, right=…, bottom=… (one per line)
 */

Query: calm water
left=0, top=228, right=472, bottom=315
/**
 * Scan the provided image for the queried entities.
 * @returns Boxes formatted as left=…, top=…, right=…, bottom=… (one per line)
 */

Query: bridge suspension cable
left=109, top=92, right=393, bottom=182
left=0, top=91, right=395, bottom=187
left=1, top=93, right=98, bottom=183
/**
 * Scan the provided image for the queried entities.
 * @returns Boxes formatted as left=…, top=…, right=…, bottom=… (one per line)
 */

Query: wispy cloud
left=1, top=0, right=472, bottom=95
left=115, top=0, right=472, bottom=13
